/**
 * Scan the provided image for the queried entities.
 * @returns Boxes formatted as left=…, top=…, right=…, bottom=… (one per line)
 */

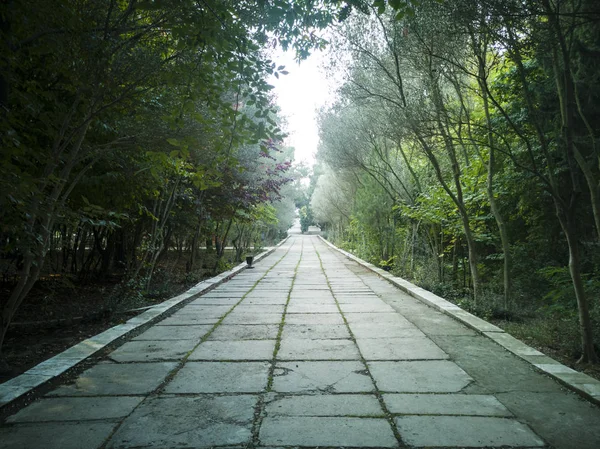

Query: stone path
left=1, top=235, right=600, bottom=448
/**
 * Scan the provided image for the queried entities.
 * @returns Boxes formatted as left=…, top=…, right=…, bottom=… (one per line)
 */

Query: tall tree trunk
left=557, top=206, right=598, bottom=363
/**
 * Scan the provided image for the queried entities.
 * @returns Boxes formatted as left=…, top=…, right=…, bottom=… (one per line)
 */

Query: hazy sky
left=269, top=49, right=333, bottom=167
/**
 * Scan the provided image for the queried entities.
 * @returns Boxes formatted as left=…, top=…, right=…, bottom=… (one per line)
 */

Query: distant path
left=1, top=235, right=599, bottom=448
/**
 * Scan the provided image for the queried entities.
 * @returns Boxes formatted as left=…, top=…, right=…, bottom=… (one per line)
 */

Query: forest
left=311, top=0, right=600, bottom=369
left=0, top=0, right=599, bottom=377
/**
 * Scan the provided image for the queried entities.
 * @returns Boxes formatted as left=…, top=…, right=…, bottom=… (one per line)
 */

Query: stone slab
left=207, top=324, right=279, bottom=340
left=369, top=361, right=472, bottom=392
left=0, top=422, right=117, bottom=449
left=107, top=395, right=257, bottom=448
left=189, top=340, right=276, bottom=360
left=338, top=303, right=395, bottom=313
left=272, top=361, right=374, bottom=393
left=133, top=324, right=213, bottom=341
left=6, top=396, right=144, bottom=422
left=356, top=337, right=449, bottom=360
left=281, top=324, right=351, bottom=340
left=108, top=339, right=197, bottom=362
left=286, top=303, right=339, bottom=313
left=243, top=296, right=288, bottom=305
left=431, top=335, right=561, bottom=393
left=265, top=394, right=383, bottom=416
left=164, top=361, right=269, bottom=393
left=383, top=393, right=512, bottom=417
left=259, top=416, right=397, bottom=447
left=349, top=322, right=423, bottom=339
left=284, top=313, right=344, bottom=325
left=234, top=304, right=285, bottom=313
left=344, top=313, right=413, bottom=326
left=49, top=362, right=177, bottom=396
left=221, top=312, right=283, bottom=324
left=495, top=391, right=600, bottom=449
left=277, top=338, right=360, bottom=360
left=395, top=415, right=545, bottom=447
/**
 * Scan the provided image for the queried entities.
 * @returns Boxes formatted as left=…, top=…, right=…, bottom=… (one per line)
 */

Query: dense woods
left=0, top=0, right=348, bottom=370
left=311, top=0, right=600, bottom=364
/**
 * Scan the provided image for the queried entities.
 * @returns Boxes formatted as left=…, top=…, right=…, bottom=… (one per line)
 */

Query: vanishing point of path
left=1, top=235, right=599, bottom=448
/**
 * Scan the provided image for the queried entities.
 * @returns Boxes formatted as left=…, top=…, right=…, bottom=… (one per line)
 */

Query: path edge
left=0, top=237, right=289, bottom=409
left=318, top=235, right=600, bottom=406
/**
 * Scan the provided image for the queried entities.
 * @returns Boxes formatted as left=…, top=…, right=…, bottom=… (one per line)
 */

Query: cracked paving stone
left=107, top=395, right=257, bottom=448
left=272, top=361, right=374, bottom=393
left=369, top=360, right=472, bottom=392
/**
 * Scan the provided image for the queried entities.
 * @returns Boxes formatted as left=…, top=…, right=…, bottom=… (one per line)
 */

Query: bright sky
left=269, top=49, right=333, bottom=167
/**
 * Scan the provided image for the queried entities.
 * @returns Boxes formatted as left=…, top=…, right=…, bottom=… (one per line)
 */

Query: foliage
left=312, top=0, right=600, bottom=362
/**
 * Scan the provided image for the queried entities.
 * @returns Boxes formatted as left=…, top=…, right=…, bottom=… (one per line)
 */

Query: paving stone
left=189, top=340, right=276, bottom=360
left=496, top=390, right=600, bottom=449
left=234, top=304, right=285, bottom=314
left=265, top=394, right=383, bottom=416
left=338, top=303, right=396, bottom=312
left=289, top=294, right=334, bottom=301
left=286, top=303, right=340, bottom=313
left=345, top=312, right=413, bottom=325
left=49, top=362, right=177, bottom=396
left=0, top=422, right=117, bottom=449
left=272, top=361, right=374, bottom=393
left=281, top=324, right=351, bottom=340
left=278, top=338, right=360, bottom=360
left=108, top=339, right=197, bottom=362
left=369, top=361, right=472, bottom=392
left=164, top=361, right=269, bottom=393
left=107, top=395, right=257, bottom=448
left=221, top=312, right=283, bottom=324
left=391, top=305, right=478, bottom=336
left=356, top=337, right=449, bottom=360
left=6, top=396, right=144, bottom=422
left=133, top=324, right=213, bottom=341
left=284, top=313, right=344, bottom=325
left=395, top=415, right=545, bottom=447
left=244, top=294, right=289, bottom=305
left=383, top=393, right=512, bottom=416
left=260, top=417, right=397, bottom=447
left=207, top=324, right=279, bottom=340
left=431, top=335, right=561, bottom=393
left=350, top=322, right=424, bottom=339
